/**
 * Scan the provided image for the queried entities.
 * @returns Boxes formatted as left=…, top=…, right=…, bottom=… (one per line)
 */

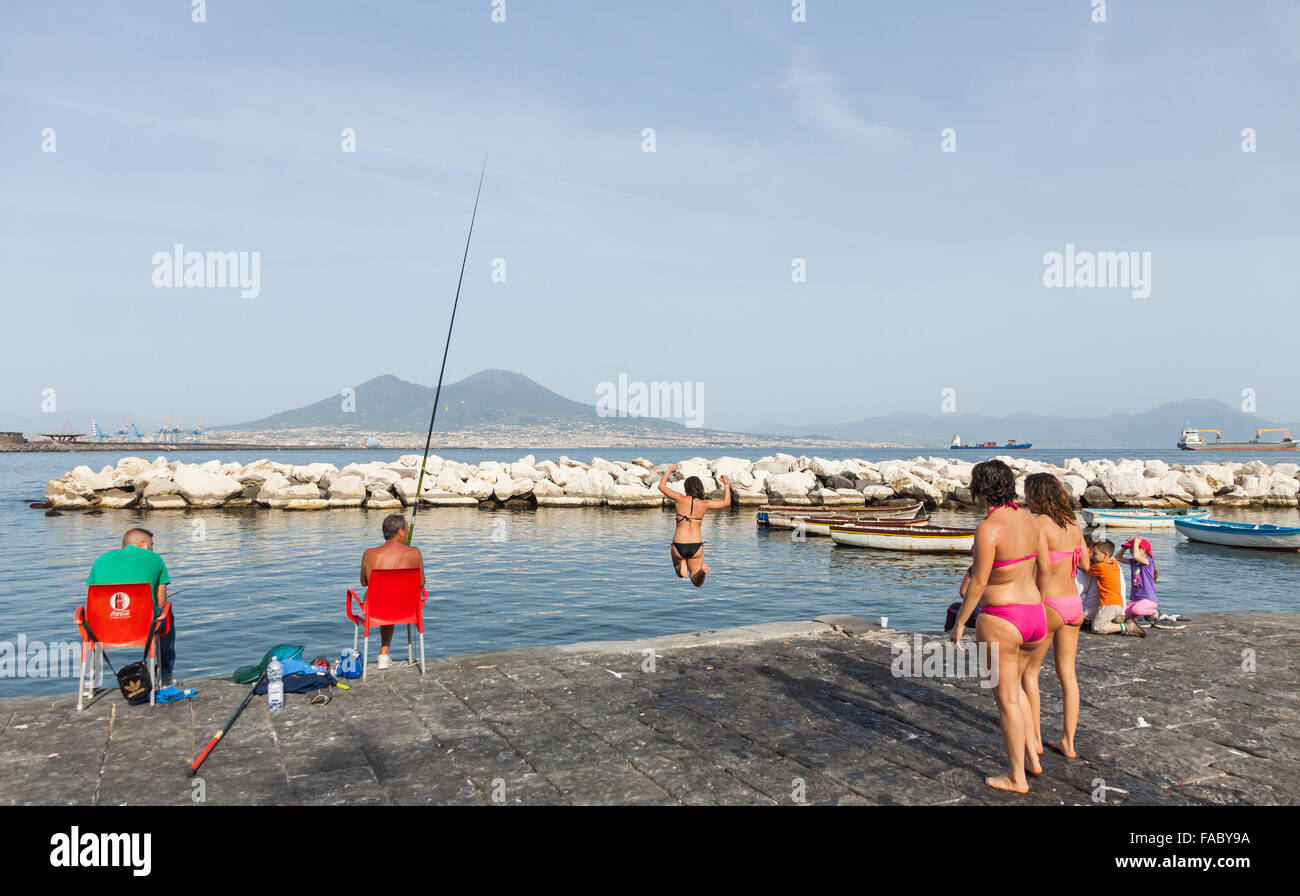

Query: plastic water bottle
left=267, top=657, right=284, bottom=713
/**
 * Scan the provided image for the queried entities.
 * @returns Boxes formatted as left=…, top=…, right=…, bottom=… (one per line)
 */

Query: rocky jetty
left=40, top=454, right=1300, bottom=511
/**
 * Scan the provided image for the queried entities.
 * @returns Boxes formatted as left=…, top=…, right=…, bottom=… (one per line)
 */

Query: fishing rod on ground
left=408, top=154, right=488, bottom=546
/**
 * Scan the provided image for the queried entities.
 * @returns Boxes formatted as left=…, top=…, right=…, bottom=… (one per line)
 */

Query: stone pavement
left=1, top=613, right=1296, bottom=805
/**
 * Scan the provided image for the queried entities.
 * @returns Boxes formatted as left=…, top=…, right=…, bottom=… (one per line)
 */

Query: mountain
left=222, top=369, right=679, bottom=433
left=748, top=399, right=1298, bottom=448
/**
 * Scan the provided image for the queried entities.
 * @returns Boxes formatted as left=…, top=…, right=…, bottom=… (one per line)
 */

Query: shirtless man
left=360, top=514, right=425, bottom=669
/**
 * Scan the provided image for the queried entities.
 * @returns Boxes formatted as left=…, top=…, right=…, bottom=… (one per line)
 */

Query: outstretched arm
left=709, top=475, right=731, bottom=509
left=657, top=464, right=679, bottom=498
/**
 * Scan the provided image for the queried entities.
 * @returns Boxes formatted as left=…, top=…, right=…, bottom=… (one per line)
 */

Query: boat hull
left=950, top=444, right=1032, bottom=450
left=1082, top=508, right=1211, bottom=529
left=1178, top=441, right=1297, bottom=451
left=1174, top=518, right=1300, bottom=551
left=829, top=524, right=974, bottom=552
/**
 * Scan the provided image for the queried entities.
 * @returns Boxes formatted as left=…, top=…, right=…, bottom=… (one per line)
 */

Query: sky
left=2, top=0, right=1298, bottom=436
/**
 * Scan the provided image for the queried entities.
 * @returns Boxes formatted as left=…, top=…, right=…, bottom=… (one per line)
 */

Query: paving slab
left=0, top=612, right=1296, bottom=805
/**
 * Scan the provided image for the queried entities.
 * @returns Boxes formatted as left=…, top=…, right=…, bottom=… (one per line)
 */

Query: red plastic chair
left=74, top=583, right=171, bottom=712
left=346, top=568, right=427, bottom=678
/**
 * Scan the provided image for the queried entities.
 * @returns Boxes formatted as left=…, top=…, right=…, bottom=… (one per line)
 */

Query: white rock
left=1062, top=474, right=1089, bottom=500
left=531, top=479, right=564, bottom=498
left=142, top=477, right=181, bottom=497
left=564, top=470, right=615, bottom=499
left=174, top=466, right=244, bottom=507
left=46, top=479, right=94, bottom=508
left=364, top=491, right=402, bottom=509
left=765, top=471, right=817, bottom=499
left=457, top=477, right=496, bottom=500
left=605, top=483, right=663, bottom=508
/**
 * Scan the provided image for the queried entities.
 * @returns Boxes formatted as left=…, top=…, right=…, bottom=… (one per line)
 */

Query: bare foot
left=1046, top=739, right=1077, bottom=759
left=1026, top=751, right=1043, bottom=776
left=702, top=563, right=712, bottom=574
left=985, top=774, right=1030, bottom=794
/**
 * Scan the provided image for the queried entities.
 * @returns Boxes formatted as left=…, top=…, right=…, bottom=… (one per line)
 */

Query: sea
left=2, top=446, right=1297, bottom=696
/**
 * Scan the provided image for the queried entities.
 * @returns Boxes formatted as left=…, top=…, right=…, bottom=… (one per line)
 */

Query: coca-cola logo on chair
left=109, top=592, right=131, bottom=616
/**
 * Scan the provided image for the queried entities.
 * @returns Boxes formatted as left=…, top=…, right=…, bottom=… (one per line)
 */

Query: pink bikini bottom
left=980, top=602, right=1047, bottom=643
left=1042, top=594, right=1084, bottom=626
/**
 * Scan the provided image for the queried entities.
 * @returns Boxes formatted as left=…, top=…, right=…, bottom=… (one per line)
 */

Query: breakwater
left=38, top=453, right=1300, bottom=510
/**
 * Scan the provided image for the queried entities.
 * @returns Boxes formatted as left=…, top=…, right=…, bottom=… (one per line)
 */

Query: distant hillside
left=749, top=399, right=1298, bottom=448
left=222, top=370, right=687, bottom=433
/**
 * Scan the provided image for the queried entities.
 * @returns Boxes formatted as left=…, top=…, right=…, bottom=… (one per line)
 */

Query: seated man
left=360, top=514, right=426, bottom=670
left=86, top=527, right=178, bottom=684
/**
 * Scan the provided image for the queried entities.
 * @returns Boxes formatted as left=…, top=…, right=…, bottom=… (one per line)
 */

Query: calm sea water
left=2, top=446, right=1297, bottom=696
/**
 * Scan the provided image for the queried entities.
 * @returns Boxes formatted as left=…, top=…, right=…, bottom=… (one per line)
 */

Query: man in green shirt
left=86, top=528, right=178, bottom=684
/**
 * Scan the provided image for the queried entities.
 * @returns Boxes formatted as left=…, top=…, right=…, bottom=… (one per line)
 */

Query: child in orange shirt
left=1086, top=540, right=1145, bottom=637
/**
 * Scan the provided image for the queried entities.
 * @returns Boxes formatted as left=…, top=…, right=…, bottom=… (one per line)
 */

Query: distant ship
left=949, top=434, right=1032, bottom=450
left=1177, top=425, right=1297, bottom=451
left=363, top=434, right=383, bottom=449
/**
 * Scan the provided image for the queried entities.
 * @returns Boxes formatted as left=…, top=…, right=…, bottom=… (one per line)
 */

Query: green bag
left=231, top=644, right=304, bottom=684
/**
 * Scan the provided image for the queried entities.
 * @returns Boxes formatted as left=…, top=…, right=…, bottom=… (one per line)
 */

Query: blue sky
left=2, top=0, right=1298, bottom=435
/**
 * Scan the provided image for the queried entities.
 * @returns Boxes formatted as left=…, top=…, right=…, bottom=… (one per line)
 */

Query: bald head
left=122, top=528, right=154, bottom=550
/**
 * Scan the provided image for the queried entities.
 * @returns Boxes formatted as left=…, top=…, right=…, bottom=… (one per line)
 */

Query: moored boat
left=757, top=501, right=924, bottom=527
left=790, top=514, right=930, bottom=537
left=829, top=522, right=975, bottom=552
left=1173, top=518, right=1300, bottom=551
left=1082, top=508, right=1211, bottom=529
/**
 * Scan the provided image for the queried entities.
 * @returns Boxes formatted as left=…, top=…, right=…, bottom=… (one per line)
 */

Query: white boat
left=1173, top=518, right=1300, bottom=551
left=1082, top=508, right=1210, bottom=529
left=829, top=523, right=974, bottom=553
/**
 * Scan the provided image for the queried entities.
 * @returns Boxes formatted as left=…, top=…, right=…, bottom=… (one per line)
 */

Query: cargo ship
left=1177, top=425, right=1297, bottom=451
left=949, top=435, right=1032, bottom=450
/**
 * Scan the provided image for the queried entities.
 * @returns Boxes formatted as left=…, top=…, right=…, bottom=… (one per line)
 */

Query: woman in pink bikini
left=1022, top=473, right=1089, bottom=761
left=949, top=459, right=1049, bottom=794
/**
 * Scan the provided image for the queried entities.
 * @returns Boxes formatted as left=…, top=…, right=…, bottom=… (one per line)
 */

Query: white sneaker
left=377, top=653, right=392, bottom=670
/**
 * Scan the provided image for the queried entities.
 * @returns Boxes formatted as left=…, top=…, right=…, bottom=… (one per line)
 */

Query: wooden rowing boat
left=1173, top=518, right=1300, bottom=551
left=757, top=501, right=923, bottom=528
left=829, top=522, right=975, bottom=552
left=790, top=515, right=930, bottom=537
left=1082, top=508, right=1210, bottom=529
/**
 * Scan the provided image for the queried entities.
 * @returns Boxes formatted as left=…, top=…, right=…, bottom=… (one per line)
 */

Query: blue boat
left=1173, top=518, right=1300, bottom=551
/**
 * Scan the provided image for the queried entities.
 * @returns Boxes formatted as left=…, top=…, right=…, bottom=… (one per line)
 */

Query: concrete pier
left=1, top=613, right=1295, bottom=805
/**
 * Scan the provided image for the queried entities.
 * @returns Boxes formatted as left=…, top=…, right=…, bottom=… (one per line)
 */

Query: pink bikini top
left=1049, top=546, right=1084, bottom=576
left=979, top=503, right=1036, bottom=567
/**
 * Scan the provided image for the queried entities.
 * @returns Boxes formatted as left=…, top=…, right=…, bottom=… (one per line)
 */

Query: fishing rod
left=408, top=154, right=487, bottom=545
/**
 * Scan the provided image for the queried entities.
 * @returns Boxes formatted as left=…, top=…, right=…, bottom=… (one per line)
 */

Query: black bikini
left=673, top=498, right=704, bottom=558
